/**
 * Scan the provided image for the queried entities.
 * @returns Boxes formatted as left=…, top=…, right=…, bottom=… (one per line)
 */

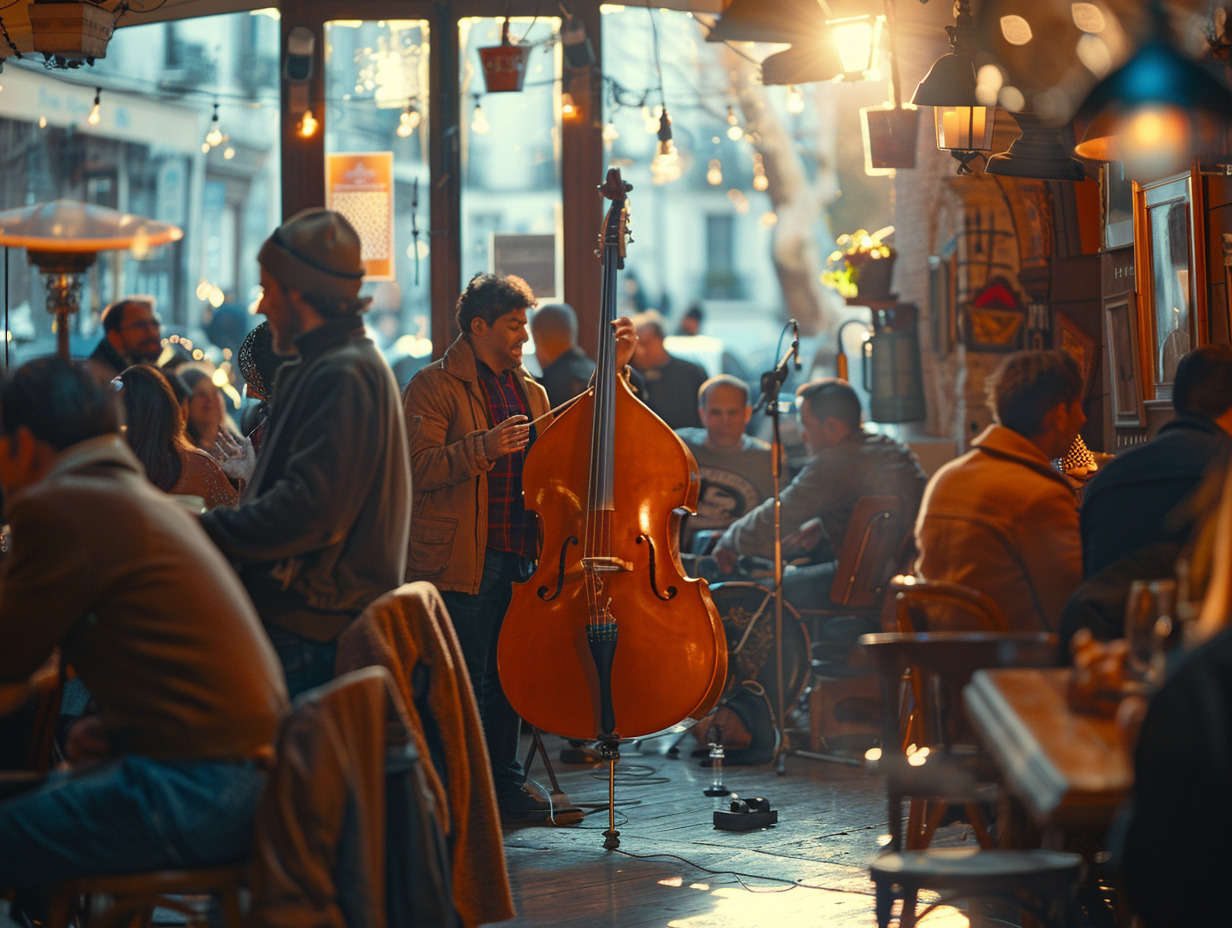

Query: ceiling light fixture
left=1072, top=4, right=1232, bottom=182
left=911, top=0, right=996, bottom=172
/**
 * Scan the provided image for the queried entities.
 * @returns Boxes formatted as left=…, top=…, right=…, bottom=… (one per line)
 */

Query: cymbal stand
left=752, top=320, right=802, bottom=775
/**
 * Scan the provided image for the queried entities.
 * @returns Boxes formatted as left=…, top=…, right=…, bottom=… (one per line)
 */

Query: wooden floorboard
left=492, top=732, right=974, bottom=927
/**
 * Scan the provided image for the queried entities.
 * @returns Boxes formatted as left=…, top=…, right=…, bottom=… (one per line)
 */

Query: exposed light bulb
left=206, top=103, right=223, bottom=147
left=602, top=122, right=619, bottom=143
left=561, top=92, right=578, bottom=119
left=786, top=85, right=805, bottom=115
left=87, top=88, right=101, bottom=126
left=726, top=105, right=738, bottom=126
left=397, top=104, right=420, bottom=137
left=706, top=159, right=723, bottom=185
left=657, top=107, right=673, bottom=154
left=298, top=108, right=318, bottom=138
left=472, top=102, right=490, bottom=135
left=223, top=146, right=236, bottom=160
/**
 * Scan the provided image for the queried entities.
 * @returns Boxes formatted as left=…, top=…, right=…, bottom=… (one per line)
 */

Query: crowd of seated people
left=9, top=252, right=1232, bottom=928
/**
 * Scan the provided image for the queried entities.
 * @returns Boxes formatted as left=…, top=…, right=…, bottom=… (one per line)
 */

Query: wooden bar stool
left=861, top=632, right=1084, bottom=926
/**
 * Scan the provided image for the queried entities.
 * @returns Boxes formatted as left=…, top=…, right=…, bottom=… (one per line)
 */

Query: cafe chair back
left=802, top=496, right=915, bottom=753
left=46, top=665, right=452, bottom=928
left=859, top=631, right=1081, bottom=928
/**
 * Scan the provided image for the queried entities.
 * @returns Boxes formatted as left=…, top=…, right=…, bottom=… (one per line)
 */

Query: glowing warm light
left=831, top=16, right=880, bottom=77
left=658, top=877, right=684, bottom=887
left=87, top=89, right=101, bottom=126
left=688, top=883, right=710, bottom=891
left=752, top=153, right=769, bottom=191
left=206, top=105, right=224, bottom=147
left=299, top=108, right=318, bottom=137
left=39, top=116, right=47, bottom=129
left=999, top=15, right=1032, bottom=45
left=397, top=106, right=421, bottom=137
left=1071, top=3, right=1105, bottom=34
left=471, top=103, right=490, bottom=135
left=1076, top=34, right=1112, bottom=76
left=192, top=349, right=205, bottom=361
left=727, top=189, right=750, bottom=214
left=196, top=280, right=211, bottom=301
left=223, top=147, right=235, bottom=160
left=602, top=122, right=619, bottom=143
left=976, top=65, right=1003, bottom=107
left=706, top=159, right=722, bottom=185
left=561, top=92, right=578, bottom=119
left=865, top=746, right=882, bottom=762
left=786, top=85, right=804, bottom=115
left=936, top=105, right=991, bottom=150
left=1119, top=105, right=1192, bottom=181
left=643, top=105, right=662, bottom=133
left=760, top=211, right=778, bottom=227
left=202, top=142, right=211, bottom=154
left=211, top=368, right=229, bottom=387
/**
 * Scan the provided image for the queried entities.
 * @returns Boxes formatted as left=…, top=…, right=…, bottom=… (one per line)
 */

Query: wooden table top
left=964, top=667, right=1134, bottom=832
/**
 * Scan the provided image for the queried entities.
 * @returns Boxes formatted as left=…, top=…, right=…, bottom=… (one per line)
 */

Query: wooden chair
left=798, top=496, right=914, bottom=752
left=860, top=631, right=1082, bottom=927
left=45, top=667, right=444, bottom=928
left=890, top=575, right=1009, bottom=633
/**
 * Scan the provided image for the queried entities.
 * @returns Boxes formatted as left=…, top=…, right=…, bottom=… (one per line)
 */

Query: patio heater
left=0, top=201, right=182, bottom=362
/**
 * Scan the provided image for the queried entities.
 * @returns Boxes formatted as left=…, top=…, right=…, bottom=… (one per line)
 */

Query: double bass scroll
left=497, top=167, right=727, bottom=744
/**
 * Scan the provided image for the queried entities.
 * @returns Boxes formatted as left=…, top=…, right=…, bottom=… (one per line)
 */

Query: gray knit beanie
left=257, top=208, right=367, bottom=306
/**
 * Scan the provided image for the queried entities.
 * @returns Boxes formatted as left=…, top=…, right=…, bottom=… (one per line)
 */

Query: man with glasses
left=87, top=297, right=162, bottom=380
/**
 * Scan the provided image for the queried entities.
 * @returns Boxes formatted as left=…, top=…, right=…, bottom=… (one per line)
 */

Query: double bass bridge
left=582, top=556, right=634, bottom=572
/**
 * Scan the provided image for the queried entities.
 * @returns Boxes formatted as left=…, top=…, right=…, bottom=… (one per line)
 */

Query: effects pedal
left=713, top=795, right=778, bottom=831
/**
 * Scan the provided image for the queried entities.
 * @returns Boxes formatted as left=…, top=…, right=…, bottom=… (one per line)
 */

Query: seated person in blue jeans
left=0, top=358, right=288, bottom=908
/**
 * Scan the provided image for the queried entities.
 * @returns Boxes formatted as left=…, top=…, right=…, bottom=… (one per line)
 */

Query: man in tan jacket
left=402, top=273, right=636, bottom=824
left=914, top=349, right=1086, bottom=632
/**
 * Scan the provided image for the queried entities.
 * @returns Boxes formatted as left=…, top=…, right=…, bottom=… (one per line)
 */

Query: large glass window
left=0, top=11, right=281, bottom=369
left=325, top=18, right=433, bottom=386
left=458, top=15, right=563, bottom=331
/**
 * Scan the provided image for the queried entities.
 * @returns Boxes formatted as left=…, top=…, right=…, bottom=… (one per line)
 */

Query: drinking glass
left=1124, top=579, right=1177, bottom=685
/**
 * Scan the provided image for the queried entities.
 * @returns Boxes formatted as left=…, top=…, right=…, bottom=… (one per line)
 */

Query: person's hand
left=713, top=546, right=738, bottom=575
left=64, top=714, right=111, bottom=767
left=782, top=517, right=823, bottom=553
left=484, top=415, right=531, bottom=462
left=214, top=430, right=256, bottom=483
left=613, top=317, right=638, bottom=370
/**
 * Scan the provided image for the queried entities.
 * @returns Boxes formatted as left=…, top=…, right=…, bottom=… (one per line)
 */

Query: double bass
left=498, top=168, right=727, bottom=747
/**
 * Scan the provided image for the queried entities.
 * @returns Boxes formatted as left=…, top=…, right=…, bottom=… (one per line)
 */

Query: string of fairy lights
left=0, top=4, right=849, bottom=211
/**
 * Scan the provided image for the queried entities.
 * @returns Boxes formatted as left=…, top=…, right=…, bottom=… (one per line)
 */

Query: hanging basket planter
left=479, top=20, right=531, bottom=93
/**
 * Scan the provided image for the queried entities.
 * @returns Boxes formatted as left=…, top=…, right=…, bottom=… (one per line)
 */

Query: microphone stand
left=752, top=323, right=800, bottom=775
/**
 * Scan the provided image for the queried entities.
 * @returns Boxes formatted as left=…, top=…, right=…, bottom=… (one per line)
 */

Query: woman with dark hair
left=178, top=366, right=237, bottom=452
left=117, top=365, right=237, bottom=510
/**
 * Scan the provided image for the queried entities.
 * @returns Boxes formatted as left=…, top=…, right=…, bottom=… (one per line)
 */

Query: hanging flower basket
left=821, top=228, right=897, bottom=303
left=479, top=20, right=531, bottom=93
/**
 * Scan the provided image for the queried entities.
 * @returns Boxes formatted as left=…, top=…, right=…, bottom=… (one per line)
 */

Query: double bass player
left=402, top=273, right=639, bottom=826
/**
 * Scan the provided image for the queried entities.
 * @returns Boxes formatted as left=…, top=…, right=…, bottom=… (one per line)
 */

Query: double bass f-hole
left=635, top=534, right=678, bottom=601
left=537, top=535, right=579, bottom=601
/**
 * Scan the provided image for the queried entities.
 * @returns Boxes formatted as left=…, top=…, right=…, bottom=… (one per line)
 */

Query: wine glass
left=1124, top=579, right=1176, bottom=686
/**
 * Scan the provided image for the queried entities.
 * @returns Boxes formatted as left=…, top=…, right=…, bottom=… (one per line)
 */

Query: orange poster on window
left=327, top=152, right=394, bottom=281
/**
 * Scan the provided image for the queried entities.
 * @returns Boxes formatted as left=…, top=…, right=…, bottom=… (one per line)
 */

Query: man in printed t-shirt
left=675, top=374, right=776, bottom=554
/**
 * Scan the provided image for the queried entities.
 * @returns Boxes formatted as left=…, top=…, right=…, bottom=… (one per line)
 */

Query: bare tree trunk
left=727, top=52, right=844, bottom=337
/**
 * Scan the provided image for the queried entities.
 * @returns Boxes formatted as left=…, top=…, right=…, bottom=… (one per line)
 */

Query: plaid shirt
left=476, top=361, right=538, bottom=558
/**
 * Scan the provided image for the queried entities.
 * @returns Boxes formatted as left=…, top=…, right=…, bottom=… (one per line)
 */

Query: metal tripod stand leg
left=521, top=728, right=585, bottom=825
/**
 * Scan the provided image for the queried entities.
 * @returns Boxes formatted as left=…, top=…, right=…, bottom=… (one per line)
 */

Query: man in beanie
left=200, top=209, right=411, bottom=696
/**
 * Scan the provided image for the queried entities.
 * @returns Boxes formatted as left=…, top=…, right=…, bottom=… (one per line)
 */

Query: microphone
left=790, top=319, right=801, bottom=370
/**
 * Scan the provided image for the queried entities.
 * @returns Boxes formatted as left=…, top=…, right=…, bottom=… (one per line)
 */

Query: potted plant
left=821, top=226, right=897, bottom=303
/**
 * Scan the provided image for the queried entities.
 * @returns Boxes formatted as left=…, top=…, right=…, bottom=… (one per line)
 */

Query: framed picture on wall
left=1101, top=162, right=1135, bottom=251
left=1133, top=166, right=1207, bottom=402
left=1104, top=292, right=1145, bottom=428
